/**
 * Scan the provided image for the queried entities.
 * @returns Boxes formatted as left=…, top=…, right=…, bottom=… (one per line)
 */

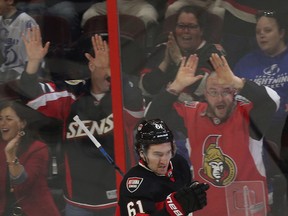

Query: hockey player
left=116, top=118, right=209, bottom=215
left=18, top=26, right=145, bottom=215
left=146, top=54, right=280, bottom=215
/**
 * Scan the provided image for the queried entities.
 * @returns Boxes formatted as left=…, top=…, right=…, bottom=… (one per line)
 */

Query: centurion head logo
left=199, top=135, right=237, bottom=187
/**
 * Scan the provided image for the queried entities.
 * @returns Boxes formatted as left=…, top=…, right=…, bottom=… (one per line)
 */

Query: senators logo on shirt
left=126, top=177, right=143, bottom=193
left=66, top=114, right=114, bottom=138
left=199, top=135, right=237, bottom=187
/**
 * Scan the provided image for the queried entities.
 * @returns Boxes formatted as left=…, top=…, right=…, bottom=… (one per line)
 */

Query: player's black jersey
left=116, top=154, right=192, bottom=216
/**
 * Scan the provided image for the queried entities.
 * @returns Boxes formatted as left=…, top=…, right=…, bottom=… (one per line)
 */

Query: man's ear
left=139, top=151, right=146, bottom=161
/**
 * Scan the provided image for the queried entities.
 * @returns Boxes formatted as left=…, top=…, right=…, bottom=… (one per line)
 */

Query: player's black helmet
left=135, top=119, right=175, bottom=155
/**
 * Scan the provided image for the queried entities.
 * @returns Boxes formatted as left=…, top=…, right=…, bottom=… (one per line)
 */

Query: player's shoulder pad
left=126, top=177, right=144, bottom=193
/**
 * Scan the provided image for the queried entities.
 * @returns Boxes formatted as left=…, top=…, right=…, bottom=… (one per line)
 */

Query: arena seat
left=82, top=14, right=146, bottom=49
left=32, top=14, right=73, bottom=49
left=81, top=14, right=147, bottom=76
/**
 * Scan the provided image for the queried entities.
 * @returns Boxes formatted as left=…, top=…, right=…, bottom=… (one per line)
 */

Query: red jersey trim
left=64, top=196, right=117, bottom=210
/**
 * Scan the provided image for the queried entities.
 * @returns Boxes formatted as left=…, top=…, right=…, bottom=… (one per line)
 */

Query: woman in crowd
left=234, top=10, right=288, bottom=157
left=139, top=5, right=225, bottom=103
left=234, top=10, right=288, bottom=215
left=0, top=100, right=61, bottom=216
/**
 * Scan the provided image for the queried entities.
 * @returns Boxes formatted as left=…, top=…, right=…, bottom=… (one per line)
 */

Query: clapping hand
left=5, top=133, right=21, bottom=159
left=160, top=32, right=182, bottom=72
left=167, top=32, right=182, bottom=65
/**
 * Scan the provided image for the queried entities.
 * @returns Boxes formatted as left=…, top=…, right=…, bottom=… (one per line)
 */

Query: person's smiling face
left=174, top=12, right=204, bottom=52
left=0, top=107, right=26, bottom=142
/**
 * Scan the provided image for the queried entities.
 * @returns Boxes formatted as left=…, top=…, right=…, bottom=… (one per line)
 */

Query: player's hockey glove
left=165, top=181, right=209, bottom=215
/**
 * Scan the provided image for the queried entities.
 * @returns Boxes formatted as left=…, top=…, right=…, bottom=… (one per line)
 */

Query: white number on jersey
left=127, top=200, right=144, bottom=216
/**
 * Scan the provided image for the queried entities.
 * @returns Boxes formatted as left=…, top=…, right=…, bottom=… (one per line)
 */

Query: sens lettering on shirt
left=66, top=114, right=113, bottom=138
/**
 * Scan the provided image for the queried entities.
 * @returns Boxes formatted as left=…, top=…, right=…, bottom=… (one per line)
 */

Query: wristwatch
left=7, top=157, right=20, bottom=166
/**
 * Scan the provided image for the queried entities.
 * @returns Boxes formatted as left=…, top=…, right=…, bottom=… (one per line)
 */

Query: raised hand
left=209, top=53, right=244, bottom=90
left=22, top=26, right=50, bottom=63
left=169, top=55, right=204, bottom=94
left=22, top=26, right=50, bottom=74
left=85, top=34, right=110, bottom=69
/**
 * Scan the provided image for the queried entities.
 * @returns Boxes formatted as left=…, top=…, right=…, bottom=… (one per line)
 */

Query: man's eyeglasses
left=176, top=23, right=199, bottom=31
left=206, top=89, right=234, bottom=98
left=256, top=10, right=275, bottom=20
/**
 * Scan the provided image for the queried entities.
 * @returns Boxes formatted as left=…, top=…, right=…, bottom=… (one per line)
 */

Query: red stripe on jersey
left=27, top=90, right=76, bottom=120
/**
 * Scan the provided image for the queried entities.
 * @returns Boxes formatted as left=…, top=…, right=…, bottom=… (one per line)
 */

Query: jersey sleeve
left=240, top=80, right=280, bottom=140
left=20, top=70, right=75, bottom=121
left=26, top=90, right=76, bottom=121
left=19, top=72, right=44, bottom=100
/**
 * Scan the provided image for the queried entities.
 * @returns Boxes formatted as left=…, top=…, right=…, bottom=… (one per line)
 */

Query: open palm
left=22, top=26, right=50, bottom=62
